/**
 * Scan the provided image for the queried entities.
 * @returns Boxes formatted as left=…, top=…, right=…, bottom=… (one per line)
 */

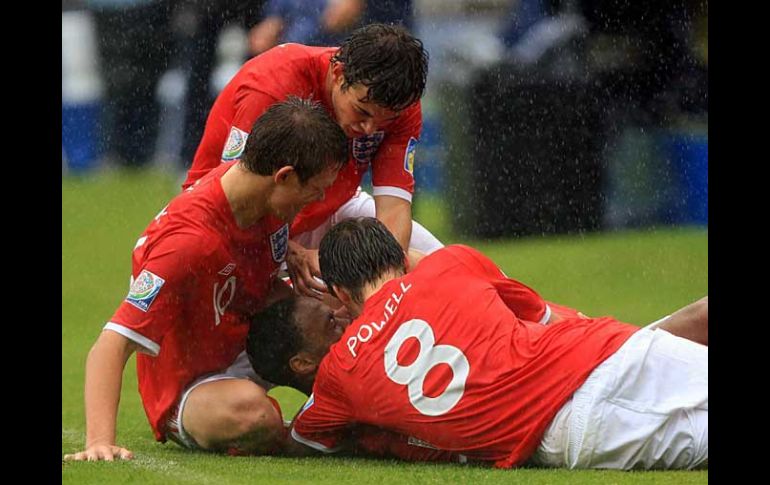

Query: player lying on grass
left=247, top=217, right=707, bottom=470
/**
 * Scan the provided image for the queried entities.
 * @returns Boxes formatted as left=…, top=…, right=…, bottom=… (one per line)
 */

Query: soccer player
left=181, top=23, right=443, bottom=298
left=247, top=217, right=708, bottom=470
left=63, top=98, right=348, bottom=462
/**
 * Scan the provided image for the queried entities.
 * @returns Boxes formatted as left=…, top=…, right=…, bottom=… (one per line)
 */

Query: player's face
left=295, top=297, right=351, bottom=358
left=270, top=166, right=339, bottom=222
left=331, top=76, right=401, bottom=138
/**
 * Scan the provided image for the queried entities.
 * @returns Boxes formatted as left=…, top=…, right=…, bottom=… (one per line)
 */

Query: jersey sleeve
left=448, top=245, right=550, bottom=323
left=106, top=236, right=203, bottom=356
left=224, top=87, right=281, bottom=161
left=542, top=300, right=586, bottom=321
left=351, top=426, right=462, bottom=463
left=290, top=361, right=353, bottom=453
left=370, top=102, right=421, bottom=202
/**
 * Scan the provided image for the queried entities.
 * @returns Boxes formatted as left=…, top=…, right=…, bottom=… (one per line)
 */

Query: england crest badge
left=270, top=224, right=289, bottom=263
left=352, top=131, right=385, bottom=168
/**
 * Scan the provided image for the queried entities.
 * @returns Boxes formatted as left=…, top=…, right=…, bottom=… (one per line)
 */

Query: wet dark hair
left=319, top=217, right=406, bottom=304
left=247, top=297, right=304, bottom=388
left=331, top=23, right=428, bottom=111
left=241, top=96, right=348, bottom=183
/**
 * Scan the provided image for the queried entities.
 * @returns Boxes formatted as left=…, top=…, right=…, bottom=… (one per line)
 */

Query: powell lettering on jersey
left=347, top=281, right=412, bottom=358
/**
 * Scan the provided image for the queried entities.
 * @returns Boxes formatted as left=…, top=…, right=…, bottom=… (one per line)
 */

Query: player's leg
left=167, top=352, right=283, bottom=454
left=181, top=379, right=283, bottom=454
left=655, top=296, right=708, bottom=346
left=566, top=326, right=707, bottom=470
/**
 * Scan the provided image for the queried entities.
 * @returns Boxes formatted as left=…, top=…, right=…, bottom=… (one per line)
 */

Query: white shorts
left=292, top=187, right=444, bottom=254
left=165, top=351, right=273, bottom=449
left=530, top=318, right=708, bottom=470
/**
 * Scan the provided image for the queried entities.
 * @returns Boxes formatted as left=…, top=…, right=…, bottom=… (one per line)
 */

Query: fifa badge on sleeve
left=125, top=269, right=166, bottom=312
left=222, top=126, right=249, bottom=161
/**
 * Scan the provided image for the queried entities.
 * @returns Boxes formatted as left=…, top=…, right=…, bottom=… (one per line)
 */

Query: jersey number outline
left=383, top=319, right=470, bottom=416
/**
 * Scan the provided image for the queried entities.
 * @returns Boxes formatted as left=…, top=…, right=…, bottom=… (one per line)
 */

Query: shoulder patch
left=404, top=137, right=418, bottom=175
left=126, top=269, right=165, bottom=312
left=222, top=126, right=249, bottom=161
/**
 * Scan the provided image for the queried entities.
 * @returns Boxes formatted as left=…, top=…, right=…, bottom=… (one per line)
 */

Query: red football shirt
left=182, top=43, right=421, bottom=236
left=291, top=245, right=638, bottom=467
left=107, top=162, right=289, bottom=441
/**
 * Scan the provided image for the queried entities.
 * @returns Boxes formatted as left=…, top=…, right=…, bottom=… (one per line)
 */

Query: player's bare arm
left=63, top=330, right=141, bottom=461
left=374, top=195, right=413, bottom=251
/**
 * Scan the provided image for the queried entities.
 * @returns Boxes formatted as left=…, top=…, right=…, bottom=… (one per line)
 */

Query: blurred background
left=62, top=0, right=707, bottom=238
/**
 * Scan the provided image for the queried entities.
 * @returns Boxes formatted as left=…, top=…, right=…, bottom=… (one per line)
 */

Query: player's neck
left=220, top=164, right=271, bottom=228
left=361, top=270, right=405, bottom=304
left=295, top=375, right=314, bottom=395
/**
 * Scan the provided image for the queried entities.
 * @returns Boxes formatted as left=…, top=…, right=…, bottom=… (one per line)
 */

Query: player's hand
left=321, top=0, right=364, bottom=33
left=247, top=16, right=283, bottom=56
left=63, top=444, right=133, bottom=461
left=286, top=241, right=327, bottom=299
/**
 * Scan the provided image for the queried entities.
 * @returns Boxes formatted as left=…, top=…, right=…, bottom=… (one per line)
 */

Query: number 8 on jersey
left=384, top=319, right=470, bottom=416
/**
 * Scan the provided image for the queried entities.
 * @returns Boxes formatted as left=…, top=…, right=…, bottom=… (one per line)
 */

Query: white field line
left=62, top=428, right=217, bottom=484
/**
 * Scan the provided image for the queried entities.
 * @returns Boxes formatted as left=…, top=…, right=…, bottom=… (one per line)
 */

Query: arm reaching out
left=285, top=240, right=328, bottom=299
left=63, top=330, right=141, bottom=461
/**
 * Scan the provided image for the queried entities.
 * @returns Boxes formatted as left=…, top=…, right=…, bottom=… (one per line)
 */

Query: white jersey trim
left=539, top=305, right=552, bottom=325
left=372, top=186, right=413, bottom=203
left=104, top=322, right=160, bottom=356
left=290, top=427, right=342, bottom=454
left=646, top=315, right=671, bottom=330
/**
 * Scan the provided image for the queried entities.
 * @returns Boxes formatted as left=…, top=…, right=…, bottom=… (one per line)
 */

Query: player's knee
left=696, top=296, right=708, bottom=315
left=691, top=297, right=708, bottom=325
left=229, top=387, right=282, bottom=444
left=185, top=381, right=282, bottom=451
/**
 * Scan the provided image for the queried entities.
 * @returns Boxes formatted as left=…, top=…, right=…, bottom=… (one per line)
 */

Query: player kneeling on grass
left=63, top=97, right=348, bottom=461
left=247, top=217, right=707, bottom=470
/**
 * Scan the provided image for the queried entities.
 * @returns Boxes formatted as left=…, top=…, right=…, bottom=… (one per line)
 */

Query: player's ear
left=333, top=285, right=354, bottom=307
left=331, top=61, right=345, bottom=86
left=274, top=166, right=296, bottom=185
left=289, top=352, right=318, bottom=376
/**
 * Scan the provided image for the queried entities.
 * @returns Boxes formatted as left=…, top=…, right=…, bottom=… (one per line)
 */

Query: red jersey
left=181, top=43, right=421, bottom=236
left=107, top=162, right=289, bottom=441
left=291, top=245, right=638, bottom=467
left=351, top=426, right=462, bottom=463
